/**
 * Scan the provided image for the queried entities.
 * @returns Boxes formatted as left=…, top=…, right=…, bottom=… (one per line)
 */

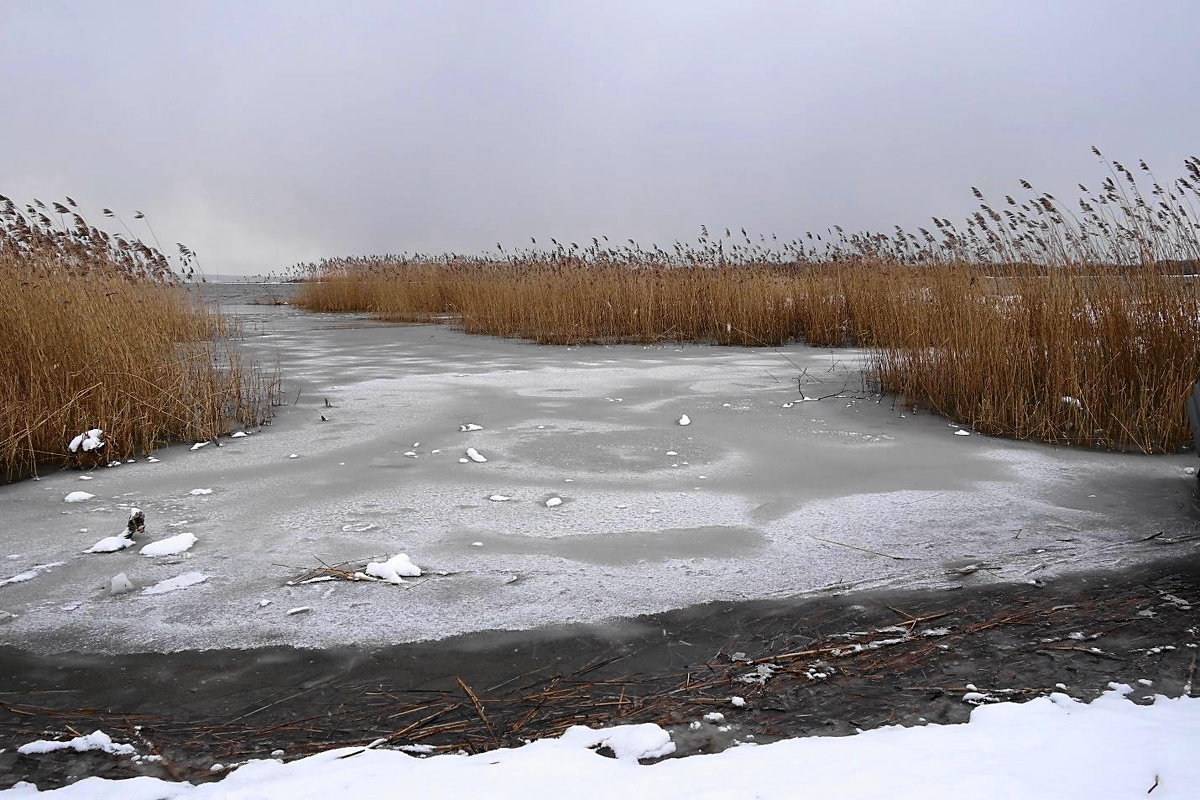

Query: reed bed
left=296, top=152, right=1200, bottom=454
left=0, top=196, right=277, bottom=480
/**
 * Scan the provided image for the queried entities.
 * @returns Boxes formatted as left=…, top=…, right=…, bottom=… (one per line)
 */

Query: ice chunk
left=110, top=572, right=134, bottom=594
left=139, top=532, right=198, bottom=557
left=286, top=606, right=312, bottom=615
left=459, top=423, right=484, bottom=432
left=954, top=429, right=971, bottom=436
left=488, top=494, right=512, bottom=502
left=231, top=431, right=249, bottom=438
left=142, top=572, right=207, bottom=595
left=678, top=414, right=691, bottom=426
left=64, top=491, right=95, bottom=503
left=465, top=447, right=488, bottom=463
left=731, top=696, right=746, bottom=707
left=190, top=441, right=210, bottom=451
left=364, top=553, right=422, bottom=584
left=189, top=488, right=214, bottom=495
left=545, top=497, right=563, bottom=508
left=85, top=534, right=135, bottom=554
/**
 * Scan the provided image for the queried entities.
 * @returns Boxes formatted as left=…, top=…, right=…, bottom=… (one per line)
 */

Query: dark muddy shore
left=3, top=554, right=1198, bottom=790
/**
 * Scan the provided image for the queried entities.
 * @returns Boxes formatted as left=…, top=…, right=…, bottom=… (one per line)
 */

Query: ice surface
left=139, top=532, right=198, bottom=557
left=2, top=294, right=1196, bottom=655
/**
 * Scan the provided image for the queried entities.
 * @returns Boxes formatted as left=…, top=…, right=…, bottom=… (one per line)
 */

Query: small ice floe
left=68, top=429, right=105, bottom=453
left=1061, top=396, right=1083, bottom=408
left=189, top=488, right=213, bottom=496
left=231, top=431, right=249, bottom=438
left=289, top=453, right=299, bottom=459
left=488, top=495, right=512, bottom=502
left=459, top=423, right=484, bottom=432
left=78, top=475, right=93, bottom=481
left=110, top=572, right=134, bottom=594
left=190, top=441, right=210, bottom=451
left=147, top=456, right=161, bottom=463
left=465, top=448, right=488, bottom=463
left=545, top=497, right=563, bottom=508
left=458, top=458, right=469, bottom=463
left=471, top=541, right=484, bottom=547
left=665, top=451, right=678, bottom=456
left=18, top=730, right=135, bottom=756
left=1, top=561, right=65, bottom=588
left=64, top=491, right=95, bottom=503
left=677, top=414, right=691, bottom=426
left=363, top=553, right=422, bottom=584
left=139, top=532, right=198, bottom=557
left=85, top=534, right=135, bottom=554
left=782, top=402, right=794, bottom=408
left=142, top=572, right=208, bottom=595
left=286, top=606, right=311, bottom=616
left=954, top=429, right=971, bottom=437
left=403, top=451, right=418, bottom=458
left=258, top=599, right=272, bottom=607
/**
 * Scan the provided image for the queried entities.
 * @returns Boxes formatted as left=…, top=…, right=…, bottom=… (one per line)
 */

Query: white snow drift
left=4, top=685, right=1198, bottom=799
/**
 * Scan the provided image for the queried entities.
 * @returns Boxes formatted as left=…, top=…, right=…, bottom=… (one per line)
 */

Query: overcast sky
left=2, top=1, right=1198, bottom=274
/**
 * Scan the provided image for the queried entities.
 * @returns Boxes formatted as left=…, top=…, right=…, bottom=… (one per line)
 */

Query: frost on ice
left=142, top=572, right=208, bottom=595
left=18, top=730, right=135, bottom=756
left=64, top=491, right=95, bottom=503
left=67, top=429, right=104, bottom=453
left=363, top=553, right=422, bottom=584
left=139, top=532, right=198, bottom=557
left=0, top=562, right=64, bottom=588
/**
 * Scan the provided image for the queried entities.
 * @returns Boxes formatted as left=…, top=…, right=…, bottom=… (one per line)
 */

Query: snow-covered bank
left=5, top=685, right=1198, bottom=799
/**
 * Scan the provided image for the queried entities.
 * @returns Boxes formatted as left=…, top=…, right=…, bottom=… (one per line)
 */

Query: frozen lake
left=1, top=283, right=1197, bottom=654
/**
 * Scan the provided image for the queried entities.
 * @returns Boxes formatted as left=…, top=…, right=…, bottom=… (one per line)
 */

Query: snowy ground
left=0, top=283, right=1197, bottom=654
left=4, top=685, right=1198, bottom=799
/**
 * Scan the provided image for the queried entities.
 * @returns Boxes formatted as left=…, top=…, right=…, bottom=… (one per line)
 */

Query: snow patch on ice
left=84, top=535, right=134, bottom=554
left=364, top=553, right=422, bottom=584
left=139, top=532, right=198, bottom=557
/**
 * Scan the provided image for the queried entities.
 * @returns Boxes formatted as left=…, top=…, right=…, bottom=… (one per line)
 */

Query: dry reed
left=0, top=196, right=278, bottom=480
left=294, top=152, right=1200, bottom=454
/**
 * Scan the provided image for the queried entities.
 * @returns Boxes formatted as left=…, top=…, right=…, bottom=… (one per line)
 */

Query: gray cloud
left=3, top=0, right=1198, bottom=273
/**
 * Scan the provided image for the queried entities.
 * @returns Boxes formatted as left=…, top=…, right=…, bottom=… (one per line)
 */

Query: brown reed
left=294, top=153, right=1200, bottom=454
left=0, top=196, right=278, bottom=480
